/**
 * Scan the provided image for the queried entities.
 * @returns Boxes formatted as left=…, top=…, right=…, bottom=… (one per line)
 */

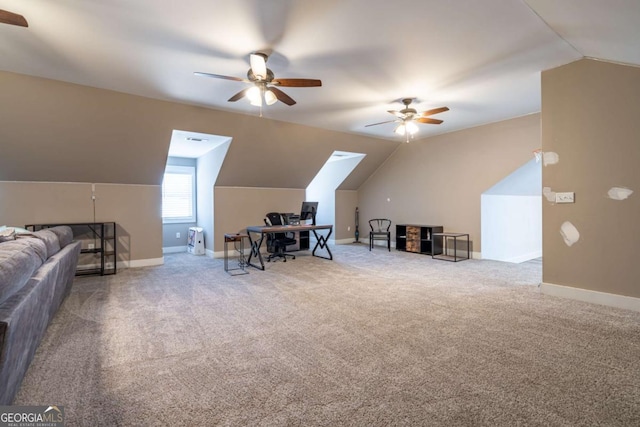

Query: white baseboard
left=440, top=248, right=482, bottom=260
left=541, top=282, right=640, bottom=312
left=479, top=252, right=536, bottom=262
left=121, top=257, right=165, bottom=268
left=163, top=246, right=187, bottom=254
left=211, top=246, right=255, bottom=259
left=211, top=248, right=234, bottom=259
left=504, top=251, right=542, bottom=263
left=335, top=238, right=358, bottom=245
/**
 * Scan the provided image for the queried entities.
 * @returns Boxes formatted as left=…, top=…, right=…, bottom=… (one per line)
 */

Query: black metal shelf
left=25, top=222, right=117, bottom=276
left=81, top=248, right=103, bottom=254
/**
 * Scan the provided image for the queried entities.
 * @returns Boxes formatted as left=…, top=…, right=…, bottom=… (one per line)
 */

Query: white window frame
left=162, top=165, right=196, bottom=224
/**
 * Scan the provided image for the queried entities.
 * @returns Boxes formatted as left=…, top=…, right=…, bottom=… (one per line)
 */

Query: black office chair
left=369, top=218, right=391, bottom=251
left=265, top=212, right=297, bottom=262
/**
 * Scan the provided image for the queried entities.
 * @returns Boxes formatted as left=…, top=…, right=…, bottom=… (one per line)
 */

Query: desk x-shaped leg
left=246, top=230, right=266, bottom=270
left=311, top=228, right=333, bottom=260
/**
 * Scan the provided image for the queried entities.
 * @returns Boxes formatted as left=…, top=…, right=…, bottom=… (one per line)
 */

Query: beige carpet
left=14, top=244, right=640, bottom=426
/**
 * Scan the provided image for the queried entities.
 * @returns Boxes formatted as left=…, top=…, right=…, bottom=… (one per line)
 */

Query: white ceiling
left=1, top=0, right=639, bottom=142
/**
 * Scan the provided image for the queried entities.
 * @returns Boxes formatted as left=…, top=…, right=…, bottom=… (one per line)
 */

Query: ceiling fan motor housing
left=248, top=68, right=275, bottom=83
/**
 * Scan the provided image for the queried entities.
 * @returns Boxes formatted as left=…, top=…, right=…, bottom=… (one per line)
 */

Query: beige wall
left=213, top=187, right=357, bottom=252
left=335, top=190, right=358, bottom=242
left=1, top=71, right=399, bottom=262
left=0, top=182, right=94, bottom=225
left=214, top=187, right=305, bottom=253
left=357, top=114, right=541, bottom=253
left=0, top=71, right=399, bottom=189
left=93, top=184, right=163, bottom=264
left=0, top=181, right=162, bottom=263
left=541, top=59, right=640, bottom=298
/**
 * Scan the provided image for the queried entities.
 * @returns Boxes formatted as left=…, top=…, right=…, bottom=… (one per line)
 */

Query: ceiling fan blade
left=416, top=117, right=443, bottom=125
left=250, top=53, right=268, bottom=80
left=269, top=87, right=296, bottom=106
left=365, top=119, right=399, bottom=127
left=0, top=9, right=28, bottom=27
left=272, top=78, right=322, bottom=87
left=228, top=88, right=249, bottom=102
left=194, top=72, right=251, bottom=83
left=421, top=106, right=449, bottom=117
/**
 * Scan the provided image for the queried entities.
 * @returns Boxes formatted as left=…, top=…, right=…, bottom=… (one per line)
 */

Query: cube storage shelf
left=432, top=232, right=470, bottom=262
left=395, top=224, right=443, bottom=255
left=26, top=222, right=117, bottom=276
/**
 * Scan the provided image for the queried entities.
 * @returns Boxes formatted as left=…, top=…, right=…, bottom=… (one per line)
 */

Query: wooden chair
left=369, top=219, right=391, bottom=251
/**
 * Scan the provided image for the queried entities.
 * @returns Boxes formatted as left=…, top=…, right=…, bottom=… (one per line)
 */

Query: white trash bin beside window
left=187, top=227, right=205, bottom=255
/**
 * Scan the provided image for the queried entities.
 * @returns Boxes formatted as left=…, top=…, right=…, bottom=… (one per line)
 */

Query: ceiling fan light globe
left=406, top=121, right=419, bottom=135
left=265, top=89, right=277, bottom=105
left=247, top=86, right=262, bottom=105
left=394, top=124, right=406, bottom=136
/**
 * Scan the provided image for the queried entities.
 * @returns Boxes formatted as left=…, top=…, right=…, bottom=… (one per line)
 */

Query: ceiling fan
left=366, top=98, right=449, bottom=141
left=194, top=52, right=321, bottom=108
left=0, top=9, right=28, bottom=27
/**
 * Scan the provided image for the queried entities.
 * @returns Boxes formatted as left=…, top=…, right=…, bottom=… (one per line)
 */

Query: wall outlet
left=87, top=243, right=95, bottom=250
left=176, top=232, right=180, bottom=238
left=555, top=192, right=575, bottom=203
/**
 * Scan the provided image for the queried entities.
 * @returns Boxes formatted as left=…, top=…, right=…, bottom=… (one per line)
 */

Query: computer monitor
left=300, top=201, right=318, bottom=225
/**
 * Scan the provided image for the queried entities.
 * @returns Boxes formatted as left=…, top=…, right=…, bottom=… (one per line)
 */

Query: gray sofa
left=0, top=226, right=81, bottom=404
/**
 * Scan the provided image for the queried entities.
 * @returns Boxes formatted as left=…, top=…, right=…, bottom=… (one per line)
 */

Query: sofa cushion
left=0, top=229, right=16, bottom=244
left=16, top=234, right=52, bottom=259
left=33, top=230, right=61, bottom=258
left=47, top=226, right=74, bottom=249
left=0, top=240, right=45, bottom=306
left=12, top=239, right=47, bottom=264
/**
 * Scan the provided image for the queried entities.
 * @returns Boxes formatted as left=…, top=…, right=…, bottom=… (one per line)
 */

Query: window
left=162, top=165, right=196, bottom=223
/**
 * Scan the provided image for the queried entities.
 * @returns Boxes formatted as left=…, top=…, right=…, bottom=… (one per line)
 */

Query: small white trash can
left=187, top=227, right=205, bottom=255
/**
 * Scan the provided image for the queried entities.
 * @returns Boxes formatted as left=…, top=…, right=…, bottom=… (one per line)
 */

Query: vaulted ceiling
left=1, top=0, right=639, bottom=143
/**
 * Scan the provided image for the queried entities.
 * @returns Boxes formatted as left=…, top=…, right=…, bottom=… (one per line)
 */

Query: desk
left=246, top=224, right=333, bottom=270
left=431, top=232, right=470, bottom=262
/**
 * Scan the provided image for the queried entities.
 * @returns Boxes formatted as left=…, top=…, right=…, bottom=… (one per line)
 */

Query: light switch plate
left=555, top=192, right=575, bottom=203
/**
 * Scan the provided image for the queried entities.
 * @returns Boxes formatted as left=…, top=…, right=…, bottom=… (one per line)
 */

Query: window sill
left=162, top=219, right=196, bottom=225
